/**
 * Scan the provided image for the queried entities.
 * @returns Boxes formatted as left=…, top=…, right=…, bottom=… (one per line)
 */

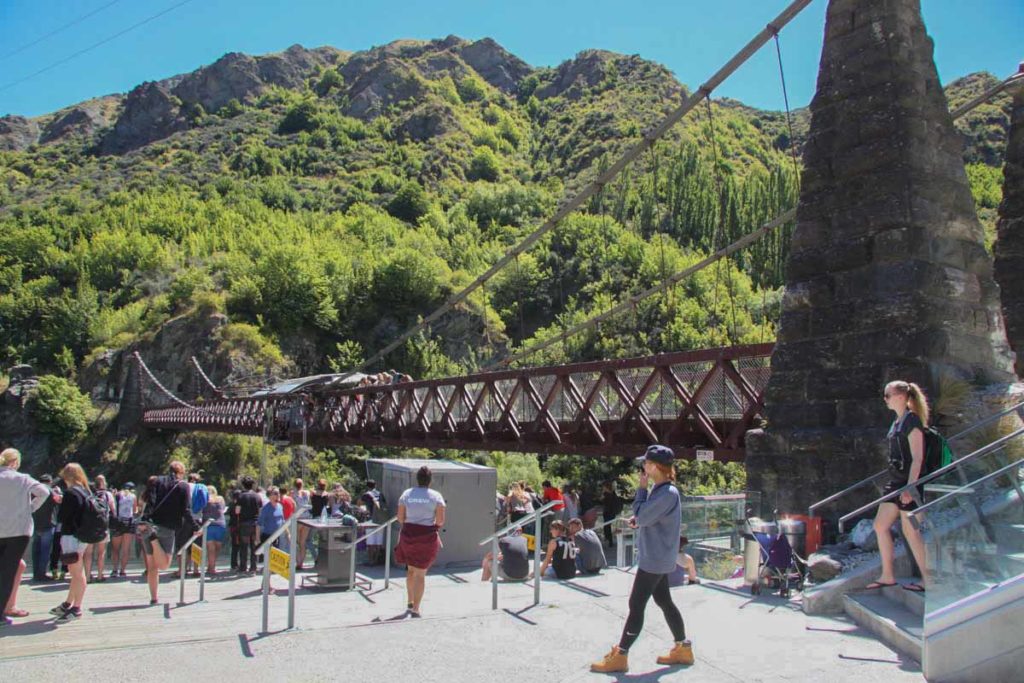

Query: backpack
left=76, top=488, right=112, bottom=543
left=191, top=483, right=209, bottom=515
left=923, top=426, right=954, bottom=475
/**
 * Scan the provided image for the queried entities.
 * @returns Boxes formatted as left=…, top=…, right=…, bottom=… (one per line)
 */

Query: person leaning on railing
left=591, top=445, right=694, bottom=673
left=863, top=381, right=931, bottom=594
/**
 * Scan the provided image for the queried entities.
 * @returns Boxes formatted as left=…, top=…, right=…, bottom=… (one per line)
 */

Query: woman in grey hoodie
left=591, top=445, right=694, bottom=673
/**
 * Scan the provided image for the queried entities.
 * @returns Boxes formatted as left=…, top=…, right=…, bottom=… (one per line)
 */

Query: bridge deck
left=139, top=343, right=774, bottom=459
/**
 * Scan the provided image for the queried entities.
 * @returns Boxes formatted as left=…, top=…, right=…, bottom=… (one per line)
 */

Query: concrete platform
left=0, top=563, right=925, bottom=682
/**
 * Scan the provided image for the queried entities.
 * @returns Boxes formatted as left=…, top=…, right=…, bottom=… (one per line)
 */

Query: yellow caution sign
left=269, top=546, right=290, bottom=579
left=190, top=544, right=202, bottom=566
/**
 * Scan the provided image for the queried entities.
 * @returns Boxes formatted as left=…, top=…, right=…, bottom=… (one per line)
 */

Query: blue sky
left=1, top=0, right=1020, bottom=117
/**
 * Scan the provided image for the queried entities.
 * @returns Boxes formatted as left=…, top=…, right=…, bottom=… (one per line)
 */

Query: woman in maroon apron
left=395, top=466, right=445, bottom=617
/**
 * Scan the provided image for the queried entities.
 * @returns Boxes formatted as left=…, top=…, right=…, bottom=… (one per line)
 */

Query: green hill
left=0, top=38, right=1013, bottom=480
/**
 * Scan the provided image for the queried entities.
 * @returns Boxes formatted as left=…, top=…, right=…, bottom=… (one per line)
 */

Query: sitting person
left=569, top=517, right=607, bottom=574
left=667, top=535, right=700, bottom=587
left=481, top=532, right=530, bottom=582
left=534, top=520, right=577, bottom=580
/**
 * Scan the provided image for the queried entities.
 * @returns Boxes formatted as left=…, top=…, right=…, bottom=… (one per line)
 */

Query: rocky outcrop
left=395, top=103, right=458, bottom=142
left=0, top=368, right=50, bottom=473
left=97, top=82, right=188, bottom=155
left=171, top=52, right=264, bottom=114
left=458, top=38, right=531, bottom=93
left=746, top=0, right=1017, bottom=513
left=40, top=104, right=109, bottom=144
left=344, top=60, right=428, bottom=120
left=993, top=73, right=1024, bottom=376
left=0, top=115, right=39, bottom=151
left=535, top=50, right=618, bottom=100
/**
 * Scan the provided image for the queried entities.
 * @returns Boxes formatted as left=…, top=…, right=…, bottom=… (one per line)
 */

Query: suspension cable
left=486, top=208, right=795, bottom=370
left=348, top=0, right=816, bottom=376
left=772, top=32, right=802, bottom=185
left=483, top=61, right=1018, bottom=372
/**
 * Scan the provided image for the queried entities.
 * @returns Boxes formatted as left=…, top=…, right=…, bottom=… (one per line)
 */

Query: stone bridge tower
left=994, top=71, right=1024, bottom=375
left=746, top=0, right=1017, bottom=513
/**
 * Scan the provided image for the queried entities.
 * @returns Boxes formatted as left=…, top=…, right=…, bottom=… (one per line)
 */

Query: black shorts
left=883, top=479, right=918, bottom=512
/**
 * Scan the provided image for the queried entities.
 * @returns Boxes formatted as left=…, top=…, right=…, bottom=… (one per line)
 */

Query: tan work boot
left=656, top=640, right=695, bottom=666
left=590, top=646, right=629, bottom=673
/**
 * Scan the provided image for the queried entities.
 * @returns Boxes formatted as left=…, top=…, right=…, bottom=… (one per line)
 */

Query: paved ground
left=0, top=560, right=924, bottom=682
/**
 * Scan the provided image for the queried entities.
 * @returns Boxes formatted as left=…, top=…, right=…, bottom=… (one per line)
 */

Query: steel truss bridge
left=137, top=343, right=773, bottom=461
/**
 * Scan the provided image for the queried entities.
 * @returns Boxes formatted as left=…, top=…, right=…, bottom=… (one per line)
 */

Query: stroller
left=747, top=517, right=805, bottom=598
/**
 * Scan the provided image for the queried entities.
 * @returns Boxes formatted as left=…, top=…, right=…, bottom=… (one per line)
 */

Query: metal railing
left=837, top=425, right=1024, bottom=532
left=255, top=514, right=298, bottom=634
left=177, top=519, right=213, bottom=605
left=346, top=515, right=399, bottom=591
left=909, top=454, right=1024, bottom=521
left=809, top=400, right=1024, bottom=518
left=479, top=500, right=560, bottom=610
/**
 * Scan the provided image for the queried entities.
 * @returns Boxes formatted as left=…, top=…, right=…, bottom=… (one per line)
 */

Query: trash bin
left=778, top=518, right=807, bottom=558
left=742, top=518, right=777, bottom=584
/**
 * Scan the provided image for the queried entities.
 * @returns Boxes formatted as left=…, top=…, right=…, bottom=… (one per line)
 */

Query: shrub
left=467, top=147, right=500, bottom=182
left=386, top=180, right=430, bottom=224
left=30, top=375, right=91, bottom=451
left=278, top=100, right=322, bottom=135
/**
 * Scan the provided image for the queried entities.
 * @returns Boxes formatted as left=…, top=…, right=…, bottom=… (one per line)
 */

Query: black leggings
left=618, top=569, right=685, bottom=652
left=0, top=535, right=29, bottom=616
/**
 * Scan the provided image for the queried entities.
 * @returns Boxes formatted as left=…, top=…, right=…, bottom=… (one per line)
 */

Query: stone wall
left=994, top=74, right=1024, bottom=375
left=746, top=0, right=1017, bottom=513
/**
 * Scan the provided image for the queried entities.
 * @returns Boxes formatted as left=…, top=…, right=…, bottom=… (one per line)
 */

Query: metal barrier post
left=385, top=520, right=393, bottom=590
left=261, top=544, right=271, bottom=634
left=178, top=547, right=187, bottom=605
left=616, top=524, right=625, bottom=568
left=199, top=524, right=208, bottom=602
left=533, top=509, right=542, bottom=605
left=287, top=515, right=296, bottom=630
left=491, top=535, right=499, bottom=610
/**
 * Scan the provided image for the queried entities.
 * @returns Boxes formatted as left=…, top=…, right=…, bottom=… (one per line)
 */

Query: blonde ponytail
left=907, top=383, right=930, bottom=427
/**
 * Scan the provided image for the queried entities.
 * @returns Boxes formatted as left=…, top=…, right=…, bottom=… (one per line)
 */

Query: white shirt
left=0, top=467, right=49, bottom=537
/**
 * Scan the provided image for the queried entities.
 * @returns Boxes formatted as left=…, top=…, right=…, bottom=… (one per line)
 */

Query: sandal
left=902, top=582, right=926, bottom=593
left=863, top=581, right=898, bottom=590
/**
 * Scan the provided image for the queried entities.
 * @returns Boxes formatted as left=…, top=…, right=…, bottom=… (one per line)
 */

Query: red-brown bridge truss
left=139, top=343, right=773, bottom=461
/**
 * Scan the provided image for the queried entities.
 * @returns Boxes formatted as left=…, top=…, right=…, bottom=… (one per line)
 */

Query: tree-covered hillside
left=0, top=37, right=1013, bottom=488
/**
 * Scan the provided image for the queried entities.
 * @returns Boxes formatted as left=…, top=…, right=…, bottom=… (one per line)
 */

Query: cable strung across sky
left=352, top=0, right=816, bottom=375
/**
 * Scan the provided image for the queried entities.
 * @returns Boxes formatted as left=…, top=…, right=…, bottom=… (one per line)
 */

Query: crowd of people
left=0, top=453, right=396, bottom=626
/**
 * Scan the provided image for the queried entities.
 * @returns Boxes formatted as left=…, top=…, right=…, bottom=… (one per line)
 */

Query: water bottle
left=320, top=507, right=328, bottom=524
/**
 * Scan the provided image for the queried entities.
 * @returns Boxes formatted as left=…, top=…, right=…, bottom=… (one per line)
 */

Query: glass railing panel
left=918, top=457, right=1024, bottom=616
left=678, top=491, right=760, bottom=553
left=917, top=440, right=1023, bottom=508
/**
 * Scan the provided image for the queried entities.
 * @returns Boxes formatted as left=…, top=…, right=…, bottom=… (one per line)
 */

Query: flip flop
left=4, top=608, right=29, bottom=618
left=863, top=581, right=898, bottom=590
left=902, top=583, right=926, bottom=593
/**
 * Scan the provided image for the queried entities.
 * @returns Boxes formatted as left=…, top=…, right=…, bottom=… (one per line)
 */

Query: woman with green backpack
left=864, top=381, right=931, bottom=593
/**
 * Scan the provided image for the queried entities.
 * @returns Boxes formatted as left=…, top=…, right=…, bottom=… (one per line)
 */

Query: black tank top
left=552, top=536, right=577, bottom=579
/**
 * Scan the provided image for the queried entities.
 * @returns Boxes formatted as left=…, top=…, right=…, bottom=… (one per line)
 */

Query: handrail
left=177, top=519, right=213, bottom=606
left=837, top=426, right=1024, bottom=532
left=909, top=454, right=1024, bottom=520
left=178, top=518, right=214, bottom=557
left=479, top=500, right=560, bottom=546
left=480, top=500, right=559, bottom=611
left=596, top=514, right=633, bottom=531
left=256, top=515, right=294, bottom=555
left=348, top=515, right=399, bottom=547
left=809, top=399, right=1024, bottom=516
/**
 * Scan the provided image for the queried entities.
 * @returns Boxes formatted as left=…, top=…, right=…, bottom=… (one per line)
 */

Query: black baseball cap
left=635, top=444, right=675, bottom=466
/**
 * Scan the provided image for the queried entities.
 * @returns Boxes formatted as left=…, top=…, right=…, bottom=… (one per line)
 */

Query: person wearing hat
left=591, top=445, right=694, bottom=673
left=110, top=481, right=137, bottom=578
